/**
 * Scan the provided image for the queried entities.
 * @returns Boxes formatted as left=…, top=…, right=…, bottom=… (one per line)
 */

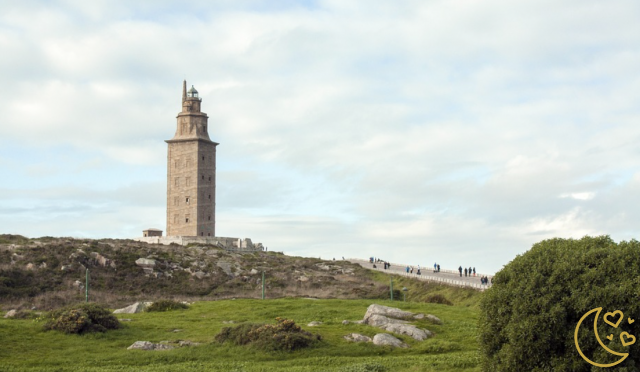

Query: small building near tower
left=142, top=228, right=163, bottom=237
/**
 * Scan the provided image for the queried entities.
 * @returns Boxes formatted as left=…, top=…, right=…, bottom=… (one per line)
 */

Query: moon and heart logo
left=575, top=307, right=636, bottom=368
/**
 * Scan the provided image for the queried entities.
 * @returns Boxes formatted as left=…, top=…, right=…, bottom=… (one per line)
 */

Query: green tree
left=479, top=236, right=640, bottom=371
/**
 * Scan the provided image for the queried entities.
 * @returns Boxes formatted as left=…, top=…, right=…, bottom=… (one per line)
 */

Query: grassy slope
left=0, top=298, right=480, bottom=372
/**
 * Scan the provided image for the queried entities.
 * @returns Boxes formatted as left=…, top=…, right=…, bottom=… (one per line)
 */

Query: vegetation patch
left=43, top=303, right=120, bottom=334
left=146, top=299, right=189, bottom=312
left=479, top=236, right=640, bottom=371
left=216, top=317, right=321, bottom=351
left=424, top=294, right=453, bottom=306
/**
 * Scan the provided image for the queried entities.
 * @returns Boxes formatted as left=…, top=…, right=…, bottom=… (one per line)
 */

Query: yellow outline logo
left=574, top=307, right=635, bottom=367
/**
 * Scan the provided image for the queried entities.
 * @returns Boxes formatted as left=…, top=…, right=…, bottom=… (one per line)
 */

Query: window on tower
left=208, top=194, right=211, bottom=200
left=185, top=214, right=190, bottom=223
left=202, top=174, right=204, bottom=180
left=208, top=215, right=211, bottom=221
left=186, top=197, right=190, bottom=204
left=208, top=176, right=211, bottom=182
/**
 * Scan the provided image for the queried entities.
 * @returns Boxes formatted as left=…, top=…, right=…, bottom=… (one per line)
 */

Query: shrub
left=479, top=236, right=640, bottom=372
left=43, top=303, right=120, bottom=334
left=424, top=294, right=453, bottom=306
left=216, top=317, right=321, bottom=351
left=146, top=299, right=189, bottom=312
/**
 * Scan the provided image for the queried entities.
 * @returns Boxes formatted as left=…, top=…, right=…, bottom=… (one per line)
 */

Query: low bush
left=216, top=317, right=321, bottom=351
left=146, top=299, right=189, bottom=312
left=424, top=293, right=453, bottom=306
left=43, top=303, right=120, bottom=334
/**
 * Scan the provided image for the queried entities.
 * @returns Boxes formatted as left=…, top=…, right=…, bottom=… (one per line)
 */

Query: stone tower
left=166, top=81, right=218, bottom=237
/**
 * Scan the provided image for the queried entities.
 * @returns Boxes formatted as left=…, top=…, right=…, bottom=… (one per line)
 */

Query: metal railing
left=346, top=258, right=492, bottom=291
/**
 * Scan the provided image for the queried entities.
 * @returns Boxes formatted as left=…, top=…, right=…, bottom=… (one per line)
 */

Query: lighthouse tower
left=165, top=81, right=218, bottom=237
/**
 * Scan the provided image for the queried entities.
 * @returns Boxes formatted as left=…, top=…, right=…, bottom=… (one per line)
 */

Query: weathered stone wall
left=134, top=236, right=263, bottom=252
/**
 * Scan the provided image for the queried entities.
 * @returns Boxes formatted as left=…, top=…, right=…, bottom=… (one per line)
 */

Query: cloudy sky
left=1, top=0, right=639, bottom=273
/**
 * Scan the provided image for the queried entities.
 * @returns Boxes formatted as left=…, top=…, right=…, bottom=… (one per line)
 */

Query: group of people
left=368, top=257, right=491, bottom=286
left=405, top=266, right=421, bottom=275
left=369, top=257, right=391, bottom=270
left=458, top=266, right=476, bottom=277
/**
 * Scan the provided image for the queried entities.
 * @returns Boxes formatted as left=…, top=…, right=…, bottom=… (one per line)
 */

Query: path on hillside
left=346, top=258, right=492, bottom=291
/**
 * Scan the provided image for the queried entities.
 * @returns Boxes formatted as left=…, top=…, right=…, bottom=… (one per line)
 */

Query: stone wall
left=134, top=236, right=263, bottom=252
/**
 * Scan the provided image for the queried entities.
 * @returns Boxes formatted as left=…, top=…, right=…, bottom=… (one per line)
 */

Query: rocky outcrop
left=113, top=302, right=153, bottom=314
left=361, top=304, right=437, bottom=341
left=135, top=258, right=156, bottom=275
left=364, top=304, right=415, bottom=323
left=127, top=341, right=174, bottom=351
left=383, top=323, right=432, bottom=341
left=344, top=333, right=372, bottom=342
left=372, top=333, right=407, bottom=348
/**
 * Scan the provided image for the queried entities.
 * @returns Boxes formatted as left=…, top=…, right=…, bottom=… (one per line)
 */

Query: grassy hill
left=0, top=298, right=481, bottom=372
left=0, top=235, right=481, bottom=310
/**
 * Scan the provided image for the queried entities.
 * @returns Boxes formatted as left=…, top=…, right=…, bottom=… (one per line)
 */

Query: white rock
left=127, top=341, right=154, bottom=350
left=113, top=302, right=153, bottom=314
left=127, top=341, right=174, bottom=351
left=425, top=314, right=443, bottom=325
left=372, top=333, right=407, bottom=348
left=365, top=314, right=408, bottom=327
left=4, top=310, right=17, bottom=318
left=383, top=323, right=431, bottom=341
left=307, top=321, right=323, bottom=327
left=342, top=320, right=350, bottom=325
left=344, top=333, right=372, bottom=342
left=364, top=304, right=415, bottom=323
left=135, top=258, right=156, bottom=268
left=250, top=269, right=258, bottom=275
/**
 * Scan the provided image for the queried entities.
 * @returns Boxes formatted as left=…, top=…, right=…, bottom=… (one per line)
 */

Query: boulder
left=135, top=258, right=156, bottom=268
left=127, top=341, right=174, bottom=351
left=342, top=320, right=350, bottom=325
left=364, top=304, right=415, bottom=323
left=365, top=314, right=408, bottom=327
left=344, top=333, right=372, bottom=342
left=113, top=302, right=153, bottom=314
left=192, top=271, right=206, bottom=280
left=425, top=314, right=442, bottom=325
left=90, top=252, right=111, bottom=267
left=382, top=323, right=432, bottom=341
left=372, top=333, right=407, bottom=348
left=178, top=340, right=201, bottom=347
left=4, top=310, right=17, bottom=318
left=307, top=321, right=322, bottom=327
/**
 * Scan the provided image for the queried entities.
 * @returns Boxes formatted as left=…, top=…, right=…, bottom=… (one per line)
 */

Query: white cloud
left=1, top=0, right=640, bottom=273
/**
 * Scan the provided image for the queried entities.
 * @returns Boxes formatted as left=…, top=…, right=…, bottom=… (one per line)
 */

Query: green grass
left=0, top=298, right=480, bottom=372
left=368, top=271, right=483, bottom=308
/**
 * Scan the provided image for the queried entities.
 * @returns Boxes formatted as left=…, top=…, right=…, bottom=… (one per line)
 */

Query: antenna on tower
left=182, top=80, right=187, bottom=103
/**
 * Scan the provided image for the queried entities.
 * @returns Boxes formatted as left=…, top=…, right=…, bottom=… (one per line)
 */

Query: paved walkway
left=346, top=258, right=492, bottom=291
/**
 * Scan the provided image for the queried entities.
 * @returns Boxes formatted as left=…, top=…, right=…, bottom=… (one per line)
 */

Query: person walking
left=458, top=266, right=462, bottom=277
left=437, top=264, right=440, bottom=272
left=464, top=267, right=468, bottom=277
left=473, top=267, right=476, bottom=277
